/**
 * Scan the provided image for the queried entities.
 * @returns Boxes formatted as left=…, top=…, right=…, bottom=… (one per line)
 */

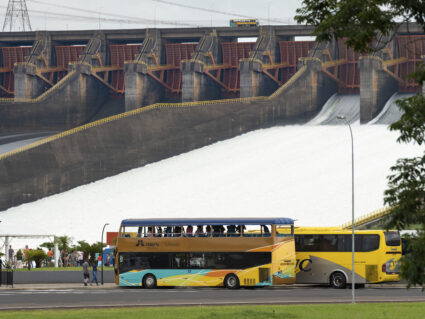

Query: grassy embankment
left=0, top=303, right=424, bottom=319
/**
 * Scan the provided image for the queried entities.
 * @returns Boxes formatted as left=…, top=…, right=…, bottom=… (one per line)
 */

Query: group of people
left=138, top=225, right=270, bottom=238
left=82, top=253, right=113, bottom=286
left=3, top=245, right=31, bottom=268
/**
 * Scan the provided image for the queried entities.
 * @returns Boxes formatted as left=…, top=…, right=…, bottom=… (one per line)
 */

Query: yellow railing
left=341, top=207, right=392, bottom=229
left=0, top=95, right=268, bottom=161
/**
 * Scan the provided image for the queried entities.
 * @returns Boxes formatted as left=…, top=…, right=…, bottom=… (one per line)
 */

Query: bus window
left=277, top=225, right=293, bottom=237
left=302, top=235, right=321, bottom=251
left=342, top=235, right=380, bottom=252
left=121, top=226, right=139, bottom=238
left=384, top=231, right=401, bottom=246
left=173, top=253, right=187, bottom=269
left=188, top=253, right=205, bottom=268
left=321, top=235, right=338, bottom=251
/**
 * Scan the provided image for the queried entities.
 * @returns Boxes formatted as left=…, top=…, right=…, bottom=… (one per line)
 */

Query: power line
left=150, top=0, right=294, bottom=24
left=26, top=0, right=199, bottom=27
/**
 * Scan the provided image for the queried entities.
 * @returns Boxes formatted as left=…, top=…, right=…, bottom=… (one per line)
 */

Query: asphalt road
left=0, top=286, right=424, bottom=310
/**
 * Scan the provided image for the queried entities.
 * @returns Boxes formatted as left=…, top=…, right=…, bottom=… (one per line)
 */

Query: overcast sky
left=1, top=0, right=304, bottom=31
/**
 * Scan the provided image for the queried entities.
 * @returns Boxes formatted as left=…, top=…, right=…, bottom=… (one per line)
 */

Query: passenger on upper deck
left=262, top=225, right=270, bottom=236
left=186, top=225, right=193, bottom=237
left=156, top=227, right=163, bottom=237
left=206, top=225, right=212, bottom=237
left=165, top=226, right=172, bottom=237
left=195, top=225, right=204, bottom=237
left=237, top=225, right=246, bottom=235
left=174, top=226, right=183, bottom=237
left=227, top=225, right=237, bottom=237
left=147, top=226, right=154, bottom=237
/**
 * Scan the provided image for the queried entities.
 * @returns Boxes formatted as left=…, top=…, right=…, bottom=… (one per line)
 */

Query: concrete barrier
left=13, top=270, right=115, bottom=284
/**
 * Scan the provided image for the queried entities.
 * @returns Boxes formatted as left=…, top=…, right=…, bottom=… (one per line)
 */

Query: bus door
left=382, top=231, right=402, bottom=275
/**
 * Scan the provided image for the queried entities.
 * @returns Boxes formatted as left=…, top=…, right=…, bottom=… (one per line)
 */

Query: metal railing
left=341, top=207, right=391, bottom=229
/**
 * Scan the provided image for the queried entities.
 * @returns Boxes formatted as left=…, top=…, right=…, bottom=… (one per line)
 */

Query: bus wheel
left=143, top=274, right=157, bottom=289
left=330, top=272, right=346, bottom=289
left=224, top=274, right=240, bottom=289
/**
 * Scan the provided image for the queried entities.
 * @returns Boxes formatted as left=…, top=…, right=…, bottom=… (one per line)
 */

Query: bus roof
left=121, top=218, right=294, bottom=227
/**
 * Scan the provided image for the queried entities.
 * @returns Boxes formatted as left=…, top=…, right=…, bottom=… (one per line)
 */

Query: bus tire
left=224, top=274, right=240, bottom=289
left=143, top=274, right=157, bottom=289
left=330, top=272, right=346, bottom=289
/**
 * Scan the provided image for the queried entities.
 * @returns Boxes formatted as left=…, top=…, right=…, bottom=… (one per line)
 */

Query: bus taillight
left=382, top=263, right=386, bottom=273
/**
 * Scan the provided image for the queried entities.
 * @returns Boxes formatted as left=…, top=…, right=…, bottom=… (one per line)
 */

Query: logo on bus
left=136, top=240, right=159, bottom=247
left=296, top=258, right=312, bottom=272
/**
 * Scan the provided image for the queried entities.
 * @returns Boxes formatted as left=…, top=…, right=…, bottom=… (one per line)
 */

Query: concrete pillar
left=54, top=240, right=59, bottom=268
left=14, top=31, right=52, bottom=99
left=359, top=56, right=398, bottom=123
left=240, top=27, right=279, bottom=97
left=4, top=236, right=9, bottom=264
left=181, top=31, right=221, bottom=102
left=14, top=63, right=49, bottom=99
left=67, top=63, right=109, bottom=124
left=125, top=62, right=165, bottom=110
left=125, top=29, right=165, bottom=111
left=79, top=31, right=107, bottom=67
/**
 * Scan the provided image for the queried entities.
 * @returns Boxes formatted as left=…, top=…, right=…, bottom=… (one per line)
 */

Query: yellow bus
left=230, top=19, right=259, bottom=27
left=285, top=227, right=401, bottom=288
left=115, top=218, right=295, bottom=288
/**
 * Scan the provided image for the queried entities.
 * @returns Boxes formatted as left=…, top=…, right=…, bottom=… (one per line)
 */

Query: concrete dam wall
left=0, top=57, right=337, bottom=211
left=0, top=24, right=425, bottom=211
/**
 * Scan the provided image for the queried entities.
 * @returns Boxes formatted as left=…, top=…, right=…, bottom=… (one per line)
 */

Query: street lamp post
left=101, top=223, right=110, bottom=285
left=337, top=115, right=355, bottom=304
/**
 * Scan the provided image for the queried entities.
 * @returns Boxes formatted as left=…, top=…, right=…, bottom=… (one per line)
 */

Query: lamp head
left=337, top=115, right=346, bottom=120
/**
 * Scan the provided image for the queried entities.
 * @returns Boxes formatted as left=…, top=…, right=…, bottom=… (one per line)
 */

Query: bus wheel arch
left=142, top=273, right=157, bottom=289
left=330, top=271, right=347, bottom=289
left=224, top=273, right=240, bottom=289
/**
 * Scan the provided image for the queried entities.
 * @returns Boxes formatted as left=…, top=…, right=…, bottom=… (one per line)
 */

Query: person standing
left=90, top=260, right=99, bottom=286
left=82, top=259, right=90, bottom=286
left=8, top=245, right=14, bottom=266
left=47, top=248, right=53, bottom=264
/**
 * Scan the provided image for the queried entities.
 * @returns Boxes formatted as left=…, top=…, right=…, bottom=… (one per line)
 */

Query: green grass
left=0, top=303, right=424, bottom=319
left=12, top=267, right=114, bottom=272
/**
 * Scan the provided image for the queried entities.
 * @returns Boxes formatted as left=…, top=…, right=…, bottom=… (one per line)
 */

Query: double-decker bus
left=281, top=227, right=401, bottom=288
left=115, top=218, right=295, bottom=288
left=230, top=19, right=259, bottom=27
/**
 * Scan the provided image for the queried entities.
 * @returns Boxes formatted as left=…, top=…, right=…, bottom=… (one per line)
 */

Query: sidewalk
left=0, top=283, right=118, bottom=290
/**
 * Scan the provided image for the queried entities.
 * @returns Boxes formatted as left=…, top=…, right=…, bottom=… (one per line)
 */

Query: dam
left=0, top=24, right=424, bottom=211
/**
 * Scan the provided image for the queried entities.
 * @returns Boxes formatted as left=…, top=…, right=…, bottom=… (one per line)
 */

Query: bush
left=26, top=249, right=48, bottom=269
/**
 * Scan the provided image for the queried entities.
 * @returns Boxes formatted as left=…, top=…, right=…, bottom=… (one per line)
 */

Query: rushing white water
left=369, top=93, right=414, bottom=125
left=0, top=124, right=423, bottom=249
left=308, top=94, right=360, bottom=125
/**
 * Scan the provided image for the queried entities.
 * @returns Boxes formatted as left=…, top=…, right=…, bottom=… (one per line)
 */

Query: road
left=0, top=286, right=424, bottom=310
left=0, top=132, right=56, bottom=155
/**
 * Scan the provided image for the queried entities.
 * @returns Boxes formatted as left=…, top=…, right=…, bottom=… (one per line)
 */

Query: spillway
left=308, top=94, right=360, bottom=125
left=1, top=125, right=423, bottom=247
left=369, top=93, right=414, bottom=125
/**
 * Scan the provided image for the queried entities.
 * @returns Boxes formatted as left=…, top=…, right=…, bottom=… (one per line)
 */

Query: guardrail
left=341, top=207, right=392, bottom=229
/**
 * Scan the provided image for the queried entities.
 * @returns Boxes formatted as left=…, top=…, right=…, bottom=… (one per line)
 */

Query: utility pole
left=3, top=0, right=32, bottom=32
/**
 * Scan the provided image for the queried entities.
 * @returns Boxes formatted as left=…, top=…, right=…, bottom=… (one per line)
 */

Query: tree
left=26, top=249, right=48, bottom=269
left=75, top=240, right=105, bottom=263
left=295, top=0, right=425, bottom=287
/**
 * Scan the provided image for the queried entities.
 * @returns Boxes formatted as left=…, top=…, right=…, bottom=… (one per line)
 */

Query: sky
left=1, top=0, right=303, bottom=31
